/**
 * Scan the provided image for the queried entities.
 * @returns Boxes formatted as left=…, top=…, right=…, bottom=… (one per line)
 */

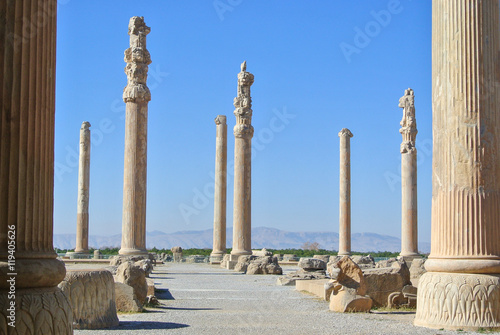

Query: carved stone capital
left=81, top=121, right=91, bottom=130
left=215, top=115, right=226, bottom=125
left=338, top=128, right=353, bottom=138
left=234, top=124, right=254, bottom=139
left=400, top=141, right=416, bottom=154
left=399, top=88, right=417, bottom=144
left=123, top=16, right=151, bottom=103
left=234, top=61, right=254, bottom=127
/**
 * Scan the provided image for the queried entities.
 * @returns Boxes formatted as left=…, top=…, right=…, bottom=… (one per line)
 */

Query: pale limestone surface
left=231, top=61, right=254, bottom=257
left=338, top=128, right=353, bottom=256
left=115, top=261, right=148, bottom=306
left=246, top=256, right=282, bottom=275
left=414, top=1, right=500, bottom=330
left=120, top=16, right=151, bottom=256
left=211, top=115, right=228, bottom=261
left=58, top=269, right=119, bottom=329
left=171, top=246, right=183, bottom=262
left=115, top=282, right=142, bottom=312
left=399, top=88, right=418, bottom=258
left=328, top=256, right=373, bottom=313
left=74, top=263, right=482, bottom=335
left=0, top=1, right=73, bottom=333
left=363, top=260, right=412, bottom=307
left=75, top=121, right=91, bottom=254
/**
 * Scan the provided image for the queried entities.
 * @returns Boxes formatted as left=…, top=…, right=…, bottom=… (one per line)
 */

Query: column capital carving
left=399, top=88, right=417, bottom=152
left=81, top=121, right=91, bottom=130
left=338, top=128, right=353, bottom=138
left=234, top=124, right=254, bottom=139
left=123, top=16, right=151, bottom=103
left=215, top=115, right=227, bottom=125
left=234, top=61, right=254, bottom=125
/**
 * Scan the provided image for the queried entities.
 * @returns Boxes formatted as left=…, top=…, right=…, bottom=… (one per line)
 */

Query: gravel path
left=74, top=263, right=483, bottom=335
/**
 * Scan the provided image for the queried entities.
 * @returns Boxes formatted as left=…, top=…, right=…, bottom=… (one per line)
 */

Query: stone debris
left=362, top=259, right=412, bottom=307
left=298, top=257, right=327, bottom=271
left=252, top=248, right=273, bottom=257
left=171, top=246, right=183, bottom=262
left=278, top=257, right=327, bottom=286
left=328, top=256, right=373, bottom=313
left=58, top=269, right=119, bottom=329
left=409, top=258, right=426, bottom=287
left=375, top=257, right=398, bottom=268
left=313, top=255, right=330, bottom=263
left=114, top=261, right=148, bottom=306
left=246, top=256, right=283, bottom=275
left=115, top=282, right=142, bottom=312
left=135, top=258, right=154, bottom=277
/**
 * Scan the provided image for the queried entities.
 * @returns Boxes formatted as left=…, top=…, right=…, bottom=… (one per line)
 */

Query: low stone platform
left=62, top=259, right=110, bottom=264
left=296, top=279, right=332, bottom=301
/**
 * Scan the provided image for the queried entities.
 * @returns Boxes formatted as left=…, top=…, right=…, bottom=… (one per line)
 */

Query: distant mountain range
left=54, top=227, right=430, bottom=253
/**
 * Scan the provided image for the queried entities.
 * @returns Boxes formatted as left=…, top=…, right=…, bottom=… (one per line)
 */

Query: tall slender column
left=415, top=1, right=500, bottom=330
left=211, top=115, right=227, bottom=262
left=231, top=61, right=254, bottom=257
left=338, top=128, right=353, bottom=256
left=119, top=16, right=151, bottom=256
left=75, top=121, right=91, bottom=254
left=0, top=0, right=73, bottom=333
left=398, top=89, right=418, bottom=258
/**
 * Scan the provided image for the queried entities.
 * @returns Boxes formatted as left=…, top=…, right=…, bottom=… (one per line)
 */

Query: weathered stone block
left=58, top=269, right=119, bottom=329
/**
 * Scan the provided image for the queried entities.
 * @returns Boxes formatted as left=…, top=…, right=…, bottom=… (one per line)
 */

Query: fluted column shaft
left=119, top=17, right=151, bottom=256
left=415, top=0, right=500, bottom=330
left=211, top=116, right=227, bottom=259
left=426, top=0, right=500, bottom=273
left=0, top=0, right=73, bottom=333
left=75, top=122, right=91, bottom=254
left=231, top=62, right=254, bottom=257
left=338, top=128, right=353, bottom=256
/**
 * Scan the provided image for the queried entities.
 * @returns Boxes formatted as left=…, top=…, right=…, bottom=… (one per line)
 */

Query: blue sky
left=54, top=0, right=433, bottom=246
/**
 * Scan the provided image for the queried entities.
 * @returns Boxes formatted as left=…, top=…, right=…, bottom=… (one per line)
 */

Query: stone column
left=231, top=61, right=255, bottom=257
left=75, top=121, right=91, bottom=254
left=398, top=89, right=418, bottom=259
left=119, top=17, right=151, bottom=256
left=0, top=0, right=73, bottom=333
left=338, top=128, right=353, bottom=256
left=211, top=115, right=227, bottom=262
left=415, top=1, right=500, bottom=330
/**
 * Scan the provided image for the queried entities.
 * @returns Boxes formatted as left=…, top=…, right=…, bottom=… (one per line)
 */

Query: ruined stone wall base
left=414, top=272, right=500, bottom=330
left=0, top=286, right=73, bottom=334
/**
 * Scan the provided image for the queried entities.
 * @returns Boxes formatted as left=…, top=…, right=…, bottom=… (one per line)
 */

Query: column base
left=209, top=252, right=224, bottom=264
left=337, top=252, right=351, bottom=256
left=414, top=272, right=500, bottom=331
left=230, top=249, right=252, bottom=257
left=0, top=286, right=73, bottom=334
left=398, top=254, right=421, bottom=264
left=118, top=248, right=148, bottom=256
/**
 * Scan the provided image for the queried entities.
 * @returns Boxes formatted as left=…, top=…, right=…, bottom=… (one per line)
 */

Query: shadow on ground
left=110, top=321, right=189, bottom=330
left=163, top=307, right=221, bottom=311
left=156, top=288, right=175, bottom=300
